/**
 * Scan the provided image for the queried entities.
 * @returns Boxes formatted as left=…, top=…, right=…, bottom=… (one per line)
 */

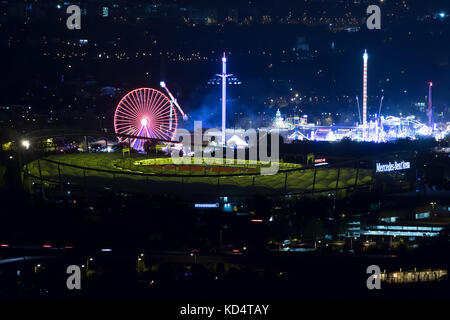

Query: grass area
left=24, top=152, right=374, bottom=197
left=123, top=157, right=303, bottom=175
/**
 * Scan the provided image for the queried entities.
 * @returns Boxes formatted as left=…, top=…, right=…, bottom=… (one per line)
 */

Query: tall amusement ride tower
left=428, top=81, right=433, bottom=129
left=362, top=49, right=368, bottom=138
left=208, top=53, right=241, bottom=145
left=221, top=53, right=228, bottom=145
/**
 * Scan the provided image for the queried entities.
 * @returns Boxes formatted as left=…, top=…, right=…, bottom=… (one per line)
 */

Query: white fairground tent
left=90, top=138, right=120, bottom=146
left=288, top=131, right=309, bottom=141
left=226, top=135, right=248, bottom=148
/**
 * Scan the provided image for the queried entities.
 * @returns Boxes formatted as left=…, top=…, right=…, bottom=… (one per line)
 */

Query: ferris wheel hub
left=141, top=118, right=148, bottom=126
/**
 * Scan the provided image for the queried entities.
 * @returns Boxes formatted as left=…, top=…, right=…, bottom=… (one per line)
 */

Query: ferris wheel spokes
left=114, top=88, right=178, bottom=151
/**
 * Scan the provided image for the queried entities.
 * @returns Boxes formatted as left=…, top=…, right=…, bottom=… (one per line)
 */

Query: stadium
left=19, top=84, right=413, bottom=202
left=23, top=150, right=403, bottom=201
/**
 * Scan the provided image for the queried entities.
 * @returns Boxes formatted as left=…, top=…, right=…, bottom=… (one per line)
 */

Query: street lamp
left=86, top=257, right=93, bottom=278
left=21, top=140, right=30, bottom=150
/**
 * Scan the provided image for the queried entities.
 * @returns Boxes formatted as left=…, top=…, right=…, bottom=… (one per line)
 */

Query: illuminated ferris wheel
left=114, top=87, right=184, bottom=151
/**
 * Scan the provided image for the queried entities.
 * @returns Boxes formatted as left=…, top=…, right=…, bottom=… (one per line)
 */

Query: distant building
left=346, top=204, right=450, bottom=238
left=185, top=6, right=218, bottom=25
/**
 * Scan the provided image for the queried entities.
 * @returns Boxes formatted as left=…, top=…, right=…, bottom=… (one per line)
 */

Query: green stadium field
left=24, top=153, right=374, bottom=198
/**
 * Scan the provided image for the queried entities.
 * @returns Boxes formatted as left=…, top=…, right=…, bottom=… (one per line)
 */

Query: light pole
left=86, top=257, right=93, bottom=279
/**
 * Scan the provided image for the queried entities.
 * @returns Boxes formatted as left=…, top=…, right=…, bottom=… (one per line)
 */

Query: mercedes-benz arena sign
left=376, top=161, right=411, bottom=173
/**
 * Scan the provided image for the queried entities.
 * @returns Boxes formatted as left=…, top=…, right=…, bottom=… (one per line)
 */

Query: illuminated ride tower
left=221, top=54, right=228, bottom=145
left=428, top=82, right=433, bottom=130
left=208, top=53, right=241, bottom=146
left=362, top=49, right=368, bottom=139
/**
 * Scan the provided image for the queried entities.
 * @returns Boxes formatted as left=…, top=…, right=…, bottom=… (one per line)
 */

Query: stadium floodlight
left=21, top=140, right=30, bottom=149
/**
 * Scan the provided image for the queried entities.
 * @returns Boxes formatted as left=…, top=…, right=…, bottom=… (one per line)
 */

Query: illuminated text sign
left=376, top=161, right=410, bottom=173
left=194, top=203, right=219, bottom=209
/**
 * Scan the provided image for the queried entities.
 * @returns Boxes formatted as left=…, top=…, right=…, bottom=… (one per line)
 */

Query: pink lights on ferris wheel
left=114, top=88, right=178, bottom=151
